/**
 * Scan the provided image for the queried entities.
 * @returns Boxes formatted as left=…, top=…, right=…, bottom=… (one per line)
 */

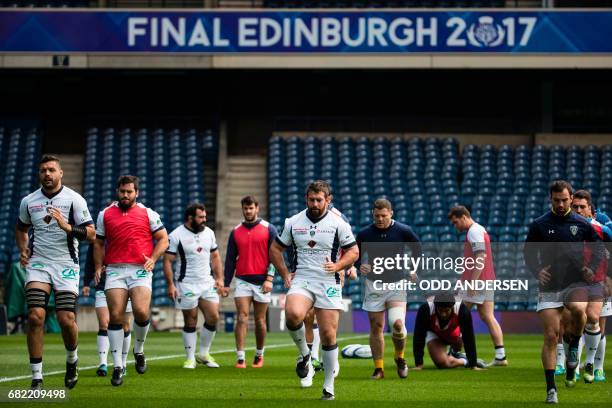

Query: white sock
left=288, top=323, right=310, bottom=357
left=556, top=343, right=565, bottom=367
left=236, top=350, right=245, bottom=361
left=122, top=331, right=131, bottom=367
left=312, top=325, right=321, bottom=360
left=256, top=348, right=264, bottom=357
left=182, top=328, right=197, bottom=361
left=66, top=346, right=78, bottom=364
left=30, top=360, right=43, bottom=380
left=584, top=329, right=601, bottom=365
left=97, top=331, right=109, bottom=366
left=200, top=324, right=216, bottom=356
left=576, top=336, right=584, bottom=374
left=133, top=320, right=150, bottom=354
left=108, top=326, right=124, bottom=368
left=594, top=336, right=606, bottom=371
left=495, top=346, right=506, bottom=360
left=462, top=358, right=469, bottom=367
left=322, top=345, right=338, bottom=395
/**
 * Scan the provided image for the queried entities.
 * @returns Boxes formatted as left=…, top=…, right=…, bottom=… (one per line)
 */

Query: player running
left=223, top=196, right=278, bottom=369
left=570, top=190, right=611, bottom=383
left=412, top=292, right=485, bottom=370
left=524, top=180, right=604, bottom=403
left=448, top=206, right=507, bottom=367
left=82, top=245, right=133, bottom=377
left=356, top=198, right=421, bottom=380
left=94, top=175, right=168, bottom=386
left=16, top=155, right=96, bottom=390
left=269, top=180, right=359, bottom=400
left=164, top=203, right=223, bottom=369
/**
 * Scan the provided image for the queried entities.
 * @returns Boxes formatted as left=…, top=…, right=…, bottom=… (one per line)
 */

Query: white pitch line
left=0, top=334, right=368, bottom=384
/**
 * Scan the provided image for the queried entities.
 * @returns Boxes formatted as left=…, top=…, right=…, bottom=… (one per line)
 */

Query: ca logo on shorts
left=326, top=287, right=340, bottom=298
left=61, top=268, right=78, bottom=281
left=31, top=262, right=45, bottom=269
left=107, top=271, right=119, bottom=277
left=184, top=291, right=195, bottom=297
left=135, top=269, right=148, bottom=278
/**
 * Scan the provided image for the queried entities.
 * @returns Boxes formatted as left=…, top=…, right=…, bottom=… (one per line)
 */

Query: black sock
left=569, top=335, right=581, bottom=349
left=545, top=369, right=556, bottom=391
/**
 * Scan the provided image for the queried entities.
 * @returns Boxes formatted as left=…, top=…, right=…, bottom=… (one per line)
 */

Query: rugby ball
left=341, top=344, right=372, bottom=359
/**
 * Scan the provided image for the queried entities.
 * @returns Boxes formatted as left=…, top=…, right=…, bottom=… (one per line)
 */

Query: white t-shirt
left=277, top=208, right=356, bottom=283
left=18, top=186, right=93, bottom=264
left=167, top=224, right=217, bottom=284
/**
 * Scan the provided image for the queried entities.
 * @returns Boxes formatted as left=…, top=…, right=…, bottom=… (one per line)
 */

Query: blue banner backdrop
left=0, top=10, right=610, bottom=53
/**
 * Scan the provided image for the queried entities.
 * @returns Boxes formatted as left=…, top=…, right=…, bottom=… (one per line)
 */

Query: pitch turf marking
left=0, top=334, right=368, bottom=384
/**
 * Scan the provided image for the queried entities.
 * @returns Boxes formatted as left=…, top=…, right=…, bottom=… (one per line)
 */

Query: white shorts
left=458, top=289, right=494, bottom=305
left=26, top=259, right=80, bottom=294
left=287, top=278, right=343, bottom=310
left=95, top=290, right=133, bottom=313
left=601, top=297, right=612, bottom=317
left=175, top=280, right=219, bottom=310
left=537, top=282, right=605, bottom=312
left=234, top=278, right=271, bottom=304
left=104, top=264, right=152, bottom=291
left=362, top=279, right=407, bottom=313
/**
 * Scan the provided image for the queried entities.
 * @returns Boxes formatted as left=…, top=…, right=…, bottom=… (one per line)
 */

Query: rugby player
left=269, top=180, right=359, bottom=400
left=16, top=155, right=96, bottom=390
left=164, top=203, right=223, bottom=369
left=448, top=206, right=507, bottom=367
left=94, top=175, right=168, bottom=386
left=524, top=180, right=604, bottom=403
left=223, top=196, right=278, bottom=368
left=357, top=198, right=421, bottom=380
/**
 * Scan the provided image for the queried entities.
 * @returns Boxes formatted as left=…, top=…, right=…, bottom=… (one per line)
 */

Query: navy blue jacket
left=524, top=210, right=604, bottom=292
left=356, top=220, right=421, bottom=283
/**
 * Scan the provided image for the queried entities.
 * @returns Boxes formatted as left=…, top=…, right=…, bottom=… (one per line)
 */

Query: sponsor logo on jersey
left=61, top=268, right=78, bottom=281
left=326, top=286, right=340, bottom=298
left=570, top=225, right=578, bottom=236
left=308, top=240, right=316, bottom=248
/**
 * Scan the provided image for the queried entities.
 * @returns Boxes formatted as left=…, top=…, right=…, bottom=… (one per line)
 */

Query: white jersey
left=167, top=224, right=217, bottom=284
left=18, top=186, right=93, bottom=264
left=277, top=208, right=356, bottom=283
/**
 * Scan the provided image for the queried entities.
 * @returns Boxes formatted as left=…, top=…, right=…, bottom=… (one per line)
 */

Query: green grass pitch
left=0, top=332, right=610, bottom=407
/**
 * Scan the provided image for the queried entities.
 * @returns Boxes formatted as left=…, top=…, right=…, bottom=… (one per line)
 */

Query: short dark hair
left=447, top=205, right=471, bottom=220
left=573, top=189, right=593, bottom=212
left=184, top=202, right=206, bottom=221
left=434, top=292, right=456, bottom=309
left=549, top=180, right=573, bottom=197
left=116, top=175, right=139, bottom=191
left=372, top=198, right=393, bottom=212
left=305, top=180, right=332, bottom=198
left=241, top=195, right=259, bottom=207
left=39, top=154, right=61, bottom=167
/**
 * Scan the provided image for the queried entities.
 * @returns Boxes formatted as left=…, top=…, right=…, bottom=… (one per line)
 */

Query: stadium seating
left=0, top=127, right=42, bottom=277
left=79, top=127, right=217, bottom=306
left=268, top=135, right=612, bottom=310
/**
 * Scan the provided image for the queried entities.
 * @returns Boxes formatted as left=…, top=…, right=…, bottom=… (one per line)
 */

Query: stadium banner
left=0, top=10, right=611, bottom=53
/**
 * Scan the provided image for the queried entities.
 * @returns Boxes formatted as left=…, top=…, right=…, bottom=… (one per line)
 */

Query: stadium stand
left=78, top=127, right=217, bottom=307
left=0, top=127, right=42, bottom=277
left=267, top=135, right=612, bottom=311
